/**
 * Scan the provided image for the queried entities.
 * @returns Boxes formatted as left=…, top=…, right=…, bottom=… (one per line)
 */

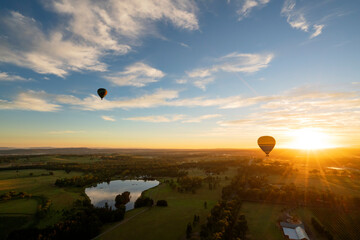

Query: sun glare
left=288, top=128, right=334, bottom=150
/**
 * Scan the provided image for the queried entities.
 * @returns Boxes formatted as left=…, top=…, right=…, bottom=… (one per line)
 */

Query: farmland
left=0, top=149, right=359, bottom=239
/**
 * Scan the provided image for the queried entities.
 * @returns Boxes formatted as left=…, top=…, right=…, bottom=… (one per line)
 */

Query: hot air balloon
left=97, top=88, right=107, bottom=100
left=258, top=136, right=276, bottom=157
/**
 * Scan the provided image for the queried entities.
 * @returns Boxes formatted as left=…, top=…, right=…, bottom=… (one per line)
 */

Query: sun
left=288, top=128, right=334, bottom=150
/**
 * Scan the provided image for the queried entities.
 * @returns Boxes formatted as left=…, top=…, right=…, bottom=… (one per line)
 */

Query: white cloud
left=183, top=52, right=274, bottom=90
left=179, top=42, right=190, bottom=48
left=236, top=0, right=270, bottom=20
left=193, top=77, right=215, bottom=91
left=51, top=0, right=198, bottom=44
left=176, top=79, right=187, bottom=84
left=104, top=62, right=165, bottom=87
left=182, top=114, right=221, bottom=123
left=0, top=72, right=28, bottom=81
left=281, top=0, right=325, bottom=39
left=310, top=24, right=324, bottom=39
left=216, top=87, right=360, bottom=136
left=0, top=0, right=198, bottom=76
left=0, top=11, right=107, bottom=77
left=0, top=90, right=61, bottom=112
left=101, top=116, right=116, bottom=122
left=281, top=0, right=309, bottom=32
left=54, top=89, right=180, bottom=110
left=124, top=114, right=185, bottom=123
left=124, top=114, right=221, bottom=123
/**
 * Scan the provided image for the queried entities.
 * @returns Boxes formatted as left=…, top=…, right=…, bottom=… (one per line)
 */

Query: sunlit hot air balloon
left=97, top=88, right=107, bottom=100
left=258, top=136, right=276, bottom=157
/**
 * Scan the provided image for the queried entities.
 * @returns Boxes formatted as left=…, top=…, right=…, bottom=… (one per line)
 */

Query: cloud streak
left=216, top=86, right=360, bottom=138
left=182, top=52, right=274, bottom=90
left=124, top=114, right=221, bottom=123
left=104, top=62, right=165, bottom=87
left=0, top=72, right=29, bottom=82
left=236, top=0, right=270, bottom=20
left=0, top=90, right=61, bottom=112
left=281, top=0, right=325, bottom=39
left=0, top=0, right=198, bottom=76
left=101, top=116, right=116, bottom=122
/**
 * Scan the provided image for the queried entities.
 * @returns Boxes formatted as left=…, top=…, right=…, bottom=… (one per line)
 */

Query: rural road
left=92, top=207, right=150, bottom=240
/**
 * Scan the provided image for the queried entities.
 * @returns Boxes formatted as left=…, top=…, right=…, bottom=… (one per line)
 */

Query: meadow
left=0, top=150, right=359, bottom=239
left=0, top=168, right=84, bottom=238
left=96, top=169, right=234, bottom=240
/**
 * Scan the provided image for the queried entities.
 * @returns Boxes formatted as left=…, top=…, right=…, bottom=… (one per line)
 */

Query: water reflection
left=85, top=180, right=159, bottom=211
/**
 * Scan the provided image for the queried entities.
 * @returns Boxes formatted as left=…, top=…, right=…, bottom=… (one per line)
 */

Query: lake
left=85, top=179, right=159, bottom=210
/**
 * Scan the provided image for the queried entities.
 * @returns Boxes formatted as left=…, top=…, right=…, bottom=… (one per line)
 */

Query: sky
left=0, top=0, right=359, bottom=149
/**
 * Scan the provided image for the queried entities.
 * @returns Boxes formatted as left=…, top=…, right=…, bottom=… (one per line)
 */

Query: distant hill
left=0, top=147, right=358, bottom=157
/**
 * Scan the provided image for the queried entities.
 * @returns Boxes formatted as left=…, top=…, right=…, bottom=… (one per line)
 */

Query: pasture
left=96, top=169, right=233, bottom=240
left=0, top=168, right=85, bottom=236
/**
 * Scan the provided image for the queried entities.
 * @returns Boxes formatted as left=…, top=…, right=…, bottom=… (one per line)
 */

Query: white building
left=280, top=222, right=310, bottom=240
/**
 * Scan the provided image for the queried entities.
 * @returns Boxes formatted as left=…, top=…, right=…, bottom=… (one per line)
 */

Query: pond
left=85, top=179, right=159, bottom=211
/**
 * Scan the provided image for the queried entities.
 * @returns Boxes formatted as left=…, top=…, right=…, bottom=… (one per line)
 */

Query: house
left=280, top=222, right=310, bottom=240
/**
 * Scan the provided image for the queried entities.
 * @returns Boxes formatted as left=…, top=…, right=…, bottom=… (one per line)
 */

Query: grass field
left=267, top=172, right=360, bottom=197
left=0, top=169, right=84, bottom=210
left=96, top=170, right=233, bottom=240
left=240, top=202, right=283, bottom=240
left=0, top=215, right=33, bottom=239
left=5, top=155, right=101, bottom=165
left=310, top=207, right=360, bottom=240
left=0, top=169, right=85, bottom=231
left=0, top=198, right=38, bottom=215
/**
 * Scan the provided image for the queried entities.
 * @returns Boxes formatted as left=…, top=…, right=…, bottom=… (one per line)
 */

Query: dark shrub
left=156, top=200, right=168, bottom=207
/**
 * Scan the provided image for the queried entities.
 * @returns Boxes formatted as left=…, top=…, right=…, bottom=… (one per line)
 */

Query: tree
left=115, top=191, right=130, bottom=209
left=186, top=222, right=192, bottom=239
left=134, top=196, right=154, bottom=208
left=156, top=200, right=168, bottom=207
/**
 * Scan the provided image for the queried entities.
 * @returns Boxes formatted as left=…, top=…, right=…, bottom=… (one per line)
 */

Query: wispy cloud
left=182, top=114, right=221, bottom=123
left=124, top=114, right=221, bottom=123
left=101, top=116, right=116, bottom=122
left=310, top=24, right=324, bottom=39
left=0, top=11, right=106, bottom=77
left=4, top=84, right=357, bottom=115
left=0, top=72, right=29, bottom=82
left=216, top=86, right=360, bottom=137
left=0, top=88, right=273, bottom=111
left=235, top=0, right=270, bottom=20
left=0, top=90, right=61, bottom=112
left=50, top=0, right=199, bottom=44
left=104, top=62, right=165, bottom=87
left=281, top=0, right=325, bottom=39
left=182, top=52, right=274, bottom=90
left=124, top=114, right=185, bottom=123
left=0, top=0, right=198, bottom=76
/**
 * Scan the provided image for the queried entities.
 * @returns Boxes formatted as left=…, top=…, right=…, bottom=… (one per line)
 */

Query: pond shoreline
left=85, top=179, right=160, bottom=211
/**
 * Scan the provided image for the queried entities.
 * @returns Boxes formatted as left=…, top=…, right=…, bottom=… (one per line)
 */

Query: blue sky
left=0, top=0, right=359, bottom=148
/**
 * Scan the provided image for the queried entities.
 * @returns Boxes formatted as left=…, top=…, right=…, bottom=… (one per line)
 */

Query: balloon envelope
left=97, top=88, right=107, bottom=100
left=258, top=136, right=276, bottom=157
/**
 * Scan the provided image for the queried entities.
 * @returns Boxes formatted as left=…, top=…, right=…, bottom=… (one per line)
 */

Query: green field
left=96, top=172, right=232, bottom=240
left=0, top=198, right=38, bottom=215
left=0, top=169, right=84, bottom=211
left=0, top=215, right=33, bottom=239
left=267, top=172, right=360, bottom=197
left=3, top=155, right=101, bottom=165
left=310, top=207, right=360, bottom=240
left=0, top=168, right=85, bottom=235
left=241, top=202, right=283, bottom=240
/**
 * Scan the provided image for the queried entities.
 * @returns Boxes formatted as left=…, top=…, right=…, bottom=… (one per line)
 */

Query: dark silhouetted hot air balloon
left=258, top=136, right=276, bottom=157
left=97, top=88, right=107, bottom=100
